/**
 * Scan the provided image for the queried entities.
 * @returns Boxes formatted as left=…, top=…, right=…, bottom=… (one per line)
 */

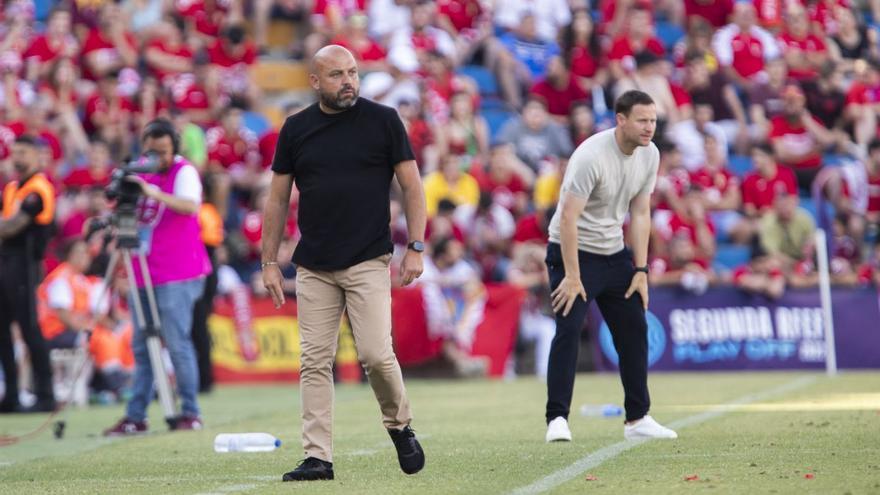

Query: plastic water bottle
left=214, top=433, right=281, bottom=453
left=579, top=404, right=623, bottom=418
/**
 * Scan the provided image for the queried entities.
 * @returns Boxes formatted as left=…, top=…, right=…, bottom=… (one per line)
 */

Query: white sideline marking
left=509, top=375, right=818, bottom=495
left=193, top=483, right=256, bottom=495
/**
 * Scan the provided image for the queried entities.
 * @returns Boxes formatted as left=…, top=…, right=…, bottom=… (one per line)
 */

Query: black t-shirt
left=272, top=98, right=415, bottom=271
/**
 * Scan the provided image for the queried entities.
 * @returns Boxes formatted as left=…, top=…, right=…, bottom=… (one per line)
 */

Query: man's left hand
left=124, top=175, right=160, bottom=200
left=625, top=271, right=649, bottom=310
left=399, top=250, right=423, bottom=286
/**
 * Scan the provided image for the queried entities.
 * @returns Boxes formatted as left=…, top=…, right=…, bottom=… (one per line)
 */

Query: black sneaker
left=388, top=426, right=425, bottom=475
left=282, top=457, right=334, bottom=481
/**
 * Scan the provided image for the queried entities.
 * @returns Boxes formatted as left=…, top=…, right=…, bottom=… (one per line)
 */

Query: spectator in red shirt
left=711, top=2, right=781, bottom=90
left=600, top=0, right=653, bottom=37
left=331, top=14, right=388, bottom=72
left=778, top=5, right=829, bottom=81
left=652, top=142, right=690, bottom=215
left=80, top=3, right=138, bottom=82
left=471, top=143, right=535, bottom=215
left=741, top=143, right=798, bottom=212
left=397, top=98, right=437, bottom=174
left=22, top=6, right=77, bottom=81
left=606, top=6, right=666, bottom=81
left=769, top=84, right=836, bottom=191
left=648, top=235, right=714, bottom=295
left=84, top=70, right=136, bottom=158
left=806, top=0, right=848, bottom=36
left=864, top=138, right=880, bottom=225
left=207, top=23, right=258, bottom=106
left=437, top=0, right=484, bottom=35
left=392, top=0, right=458, bottom=65
left=691, top=134, right=741, bottom=212
left=312, top=0, right=367, bottom=37
left=654, top=185, right=717, bottom=264
left=144, top=18, right=194, bottom=85
left=169, top=54, right=221, bottom=127
left=844, top=58, right=880, bottom=149
left=258, top=101, right=304, bottom=169
left=176, top=0, right=230, bottom=47
left=134, top=76, right=170, bottom=132
left=529, top=56, right=589, bottom=122
left=739, top=143, right=798, bottom=242
left=733, top=254, right=786, bottom=299
left=7, top=98, right=64, bottom=166
left=63, top=138, right=114, bottom=191
left=206, top=103, right=260, bottom=215
left=684, top=0, right=735, bottom=29
left=206, top=104, right=260, bottom=173
left=560, top=8, right=607, bottom=92
left=38, top=56, right=79, bottom=109
left=513, top=206, right=553, bottom=246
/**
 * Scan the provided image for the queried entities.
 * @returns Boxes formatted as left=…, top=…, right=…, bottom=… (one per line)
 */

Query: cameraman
left=0, top=136, right=57, bottom=413
left=104, top=119, right=212, bottom=435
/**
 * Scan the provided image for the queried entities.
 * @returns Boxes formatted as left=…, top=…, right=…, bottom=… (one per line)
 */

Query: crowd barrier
left=207, top=286, right=880, bottom=383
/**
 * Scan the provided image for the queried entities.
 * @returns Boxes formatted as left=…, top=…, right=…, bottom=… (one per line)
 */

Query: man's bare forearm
left=560, top=213, right=581, bottom=279
left=396, top=161, right=427, bottom=242
left=261, top=173, right=293, bottom=263
left=629, top=211, right=651, bottom=268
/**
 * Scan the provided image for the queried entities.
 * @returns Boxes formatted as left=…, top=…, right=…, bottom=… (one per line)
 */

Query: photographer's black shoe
left=282, top=457, right=334, bottom=481
left=388, top=425, right=425, bottom=475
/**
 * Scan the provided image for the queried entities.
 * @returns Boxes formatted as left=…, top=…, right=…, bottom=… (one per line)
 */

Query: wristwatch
left=407, top=241, right=425, bottom=253
left=634, top=265, right=649, bottom=274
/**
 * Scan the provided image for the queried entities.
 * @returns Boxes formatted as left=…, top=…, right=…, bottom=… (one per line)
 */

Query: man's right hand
left=551, top=275, right=587, bottom=317
left=262, top=264, right=285, bottom=309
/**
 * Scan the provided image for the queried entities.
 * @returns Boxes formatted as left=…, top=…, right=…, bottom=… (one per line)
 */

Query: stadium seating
left=656, top=21, right=686, bottom=50
left=242, top=111, right=271, bottom=136
left=727, top=154, right=753, bottom=178
left=457, top=65, right=499, bottom=97
left=482, top=108, right=516, bottom=142
left=713, top=243, right=751, bottom=271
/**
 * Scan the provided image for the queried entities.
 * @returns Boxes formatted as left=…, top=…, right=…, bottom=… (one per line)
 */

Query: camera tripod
left=97, top=209, right=179, bottom=430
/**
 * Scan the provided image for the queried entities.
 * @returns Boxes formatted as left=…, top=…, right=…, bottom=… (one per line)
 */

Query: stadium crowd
left=1, top=0, right=880, bottom=400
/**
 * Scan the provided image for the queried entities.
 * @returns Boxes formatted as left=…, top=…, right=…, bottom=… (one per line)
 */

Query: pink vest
left=133, top=156, right=212, bottom=288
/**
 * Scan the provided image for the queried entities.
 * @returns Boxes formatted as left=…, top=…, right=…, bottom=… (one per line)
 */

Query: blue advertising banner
left=593, top=287, right=880, bottom=371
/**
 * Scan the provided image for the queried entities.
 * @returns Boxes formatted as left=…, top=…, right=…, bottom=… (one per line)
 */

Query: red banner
left=209, top=285, right=525, bottom=381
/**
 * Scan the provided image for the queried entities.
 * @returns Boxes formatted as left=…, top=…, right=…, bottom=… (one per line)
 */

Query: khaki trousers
left=296, top=253, right=412, bottom=462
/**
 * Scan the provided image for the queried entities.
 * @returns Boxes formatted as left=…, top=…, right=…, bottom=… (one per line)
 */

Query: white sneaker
left=545, top=417, right=572, bottom=442
left=624, top=415, right=678, bottom=439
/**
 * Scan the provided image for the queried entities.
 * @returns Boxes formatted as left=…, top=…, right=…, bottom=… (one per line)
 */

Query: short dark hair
left=868, top=138, right=880, bottom=154
left=142, top=118, right=180, bottom=153
left=614, top=90, right=654, bottom=116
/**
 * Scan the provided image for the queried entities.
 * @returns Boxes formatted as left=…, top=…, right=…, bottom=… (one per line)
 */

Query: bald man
left=262, top=45, right=427, bottom=482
